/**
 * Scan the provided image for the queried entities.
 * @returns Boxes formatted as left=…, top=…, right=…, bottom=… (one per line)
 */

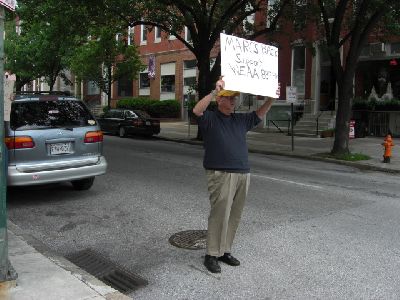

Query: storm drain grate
left=67, top=249, right=148, bottom=294
left=169, top=230, right=207, bottom=250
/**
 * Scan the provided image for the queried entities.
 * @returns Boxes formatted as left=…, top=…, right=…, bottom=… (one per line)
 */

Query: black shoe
left=218, top=253, right=240, bottom=266
left=204, top=255, right=221, bottom=273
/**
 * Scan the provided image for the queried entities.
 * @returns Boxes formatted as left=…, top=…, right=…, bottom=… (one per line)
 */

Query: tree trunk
left=107, top=67, right=112, bottom=109
left=195, top=53, right=213, bottom=140
left=331, top=77, right=353, bottom=155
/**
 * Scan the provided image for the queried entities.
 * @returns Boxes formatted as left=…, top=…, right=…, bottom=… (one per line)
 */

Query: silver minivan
left=5, top=93, right=107, bottom=190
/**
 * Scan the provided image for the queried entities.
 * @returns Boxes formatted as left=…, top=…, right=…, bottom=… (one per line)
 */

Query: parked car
left=98, top=109, right=160, bottom=137
left=5, top=92, right=107, bottom=190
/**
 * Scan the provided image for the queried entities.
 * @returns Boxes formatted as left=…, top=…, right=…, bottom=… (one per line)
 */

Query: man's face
left=217, top=95, right=237, bottom=113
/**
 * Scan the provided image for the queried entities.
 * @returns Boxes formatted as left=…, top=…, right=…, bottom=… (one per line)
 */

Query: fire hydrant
left=382, top=134, right=394, bottom=163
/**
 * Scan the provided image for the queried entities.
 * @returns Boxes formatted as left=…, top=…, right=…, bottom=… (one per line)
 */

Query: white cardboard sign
left=220, top=33, right=279, bottom=97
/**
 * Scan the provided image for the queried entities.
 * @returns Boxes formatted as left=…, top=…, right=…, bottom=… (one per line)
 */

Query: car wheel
left=119, top=126, right=126, bottom=138
left=71, top=177, right=95, bottom=191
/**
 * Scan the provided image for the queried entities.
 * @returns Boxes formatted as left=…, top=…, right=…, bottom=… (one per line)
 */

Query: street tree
left=8, top=0, right=91, bottom=90
left=4, top=20, right=40, bottom=90
left=69, top=26, right=144, bottom=108
left=78, top=0, right=289, bottom=139
left=81, top=0, right=289, bottom=99
left=312, top=0, right=400, bottom=155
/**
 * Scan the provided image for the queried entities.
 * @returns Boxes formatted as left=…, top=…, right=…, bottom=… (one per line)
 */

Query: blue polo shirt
left=197, top=109, right=261, bottom=173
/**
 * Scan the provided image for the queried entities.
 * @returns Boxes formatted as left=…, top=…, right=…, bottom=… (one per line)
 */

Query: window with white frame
left=140, top=25, right=147, bottom=45
left=127, top=26, right=134, bottom=46
left=139, top=68, right=150, bottom=96
left=243, top=3, right=255, bottom=34
left=184, top=27, right=192, bottom=43
left=292, top=45, right=305, bottom=95
left=118, top=76, right=133, bottom=97
left=391, top=42, right=400, bottom=55
left=210, top=57, right=216, bottom=70
left=87, top=81, right=100, bottom=95
left=160, top=63, right=176, bottom=97
left=115, top=33, right=123, bottom=42
left=154, top=27, right=161, bottom=43
left=266, top=0, right=277, bottom=28
left=140, top=71, right=150, bottom=89
left=183, top=60, right=197, bottom=100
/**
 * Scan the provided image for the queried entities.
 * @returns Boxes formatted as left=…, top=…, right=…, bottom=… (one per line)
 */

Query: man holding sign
left=193, top=76, right=279, bottom=273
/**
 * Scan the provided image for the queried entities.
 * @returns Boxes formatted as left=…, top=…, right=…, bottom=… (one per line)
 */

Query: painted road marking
left=252, top=174, right=323, bottom=190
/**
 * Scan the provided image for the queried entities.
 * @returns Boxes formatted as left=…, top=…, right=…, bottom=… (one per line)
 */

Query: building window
left=184, top=27, right=192, bottom=43
left=155, top=27, right=161, bottom=43
left=391, top=42, right=400, bottom=55
left=127, top=26, right=134, bottom=46
left=115, top=33, right=123, bottom=42
left=161, top=75, right=175, bottom=92
left=140, top=25, right=147, bottom=45
left=243, top=3, right=255, bottom=34
left=184, top=60, right=197, bottom=70
left=140, top=72, right=150, bottom=89
left=87, top=81, right=99, bottom=95
left=183, top=60, right=197, bottom=99
left=292, top=45, right=305, bottom=95
left=184, top=77, right=196, bottom=87
left=118, top=77, right=133, bottom=97
left=266, top=0, right=277, bottom=28
left=139, top=68, right=150, bottom=96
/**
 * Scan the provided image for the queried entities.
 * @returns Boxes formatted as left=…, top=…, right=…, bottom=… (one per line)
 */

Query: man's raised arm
left=256, top=85, right=281, bottom=118
left=193, top=78, right=224, bottom=117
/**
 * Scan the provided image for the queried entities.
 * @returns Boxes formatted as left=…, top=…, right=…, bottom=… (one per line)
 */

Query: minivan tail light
left=5, top=136, right=35, bottom=149
left=84, top=131, right=103, bottom=143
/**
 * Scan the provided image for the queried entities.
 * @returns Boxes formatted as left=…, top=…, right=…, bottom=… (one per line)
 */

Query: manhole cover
left=169, top=230, right=207, bottom=250
left=67, top=249, right=148, bottom=294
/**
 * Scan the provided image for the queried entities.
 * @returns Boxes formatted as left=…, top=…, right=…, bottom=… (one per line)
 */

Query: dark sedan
left=98, top=109, right=160, bottom=137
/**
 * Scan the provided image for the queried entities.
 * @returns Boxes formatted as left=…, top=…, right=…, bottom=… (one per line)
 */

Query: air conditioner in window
left=370, top=43, right=386, bottom=54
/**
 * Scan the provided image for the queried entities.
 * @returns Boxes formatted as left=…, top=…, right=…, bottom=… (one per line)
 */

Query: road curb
left=7, top=222, right=131, bottom=300
left=155, top=136, right=400, bottom=174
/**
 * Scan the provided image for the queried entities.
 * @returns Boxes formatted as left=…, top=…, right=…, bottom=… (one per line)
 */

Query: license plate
left=146, top=121, right=151, bottom=125
left=50, top=142, right=73, bottom=155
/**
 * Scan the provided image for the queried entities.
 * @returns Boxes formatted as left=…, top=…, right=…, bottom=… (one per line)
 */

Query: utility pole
left=0, top=1, right=17, bottom=284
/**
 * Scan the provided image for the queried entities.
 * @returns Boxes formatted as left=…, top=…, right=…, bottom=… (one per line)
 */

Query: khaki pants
left=205, top=170, right=250, bottom=257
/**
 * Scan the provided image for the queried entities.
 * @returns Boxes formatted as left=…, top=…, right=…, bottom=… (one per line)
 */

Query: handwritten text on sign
left=220, top=33, right=279, bottom=97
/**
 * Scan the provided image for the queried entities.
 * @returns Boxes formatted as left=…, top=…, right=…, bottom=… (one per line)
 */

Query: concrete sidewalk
left=2, top=222, right=130, bottom=300
left=158, top=121, right=400, bottom=173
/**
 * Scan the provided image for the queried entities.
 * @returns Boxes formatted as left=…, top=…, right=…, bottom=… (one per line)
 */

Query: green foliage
left=117, top=97, right=158, bottom=111
left=148, top=100, right=180, bottom=118
left=69, top=26, right=144, bottom=107
left=374, top=99, right=400, bottom=111
left=102, top=105, right=111, bottom=113
left=117, top=98, right=180, bottom=118
left=8, top=0, right=92, bottom=90
left=352, top=98, right=400, bottom=111
left=318, top=152, right=371, bottom=161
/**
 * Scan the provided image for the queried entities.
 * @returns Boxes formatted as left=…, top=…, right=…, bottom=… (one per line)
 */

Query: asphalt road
left=7, top=135, right=400, bottom=299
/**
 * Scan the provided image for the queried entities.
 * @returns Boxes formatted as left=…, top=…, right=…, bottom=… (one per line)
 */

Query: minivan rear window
left=10, top=100, right=96, bottom=130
